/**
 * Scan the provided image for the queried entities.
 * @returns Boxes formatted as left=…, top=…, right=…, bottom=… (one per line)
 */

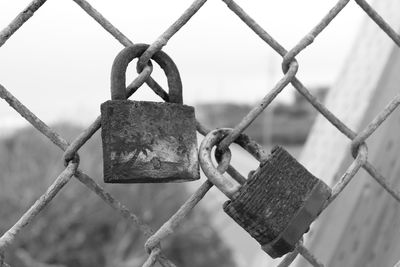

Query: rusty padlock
left=199, top=128, right=331, bottom=258
left=101, top=44, right=199, bottom=183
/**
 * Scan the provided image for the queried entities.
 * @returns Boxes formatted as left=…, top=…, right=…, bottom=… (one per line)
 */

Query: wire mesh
left=0, top=0, right=399, bottom=266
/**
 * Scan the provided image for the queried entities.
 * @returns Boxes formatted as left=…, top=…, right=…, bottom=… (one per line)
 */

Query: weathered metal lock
left=101, top=44, right=199, bottom=183
left=199, top=128, right=331, bottom=258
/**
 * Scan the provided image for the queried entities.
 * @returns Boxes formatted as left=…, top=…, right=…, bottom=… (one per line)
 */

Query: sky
left=0, top=0, right=365, bottom=130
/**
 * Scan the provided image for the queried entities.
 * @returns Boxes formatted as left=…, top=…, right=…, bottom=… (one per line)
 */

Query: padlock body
left=223, top=146, right=331, bottom=258
left=101, top=100, right=200, bottom=183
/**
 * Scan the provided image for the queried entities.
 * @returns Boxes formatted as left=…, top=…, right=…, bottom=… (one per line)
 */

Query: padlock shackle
left=111, top=44, right=183, bottom=103
left=199, top=128, right=265, bottom=199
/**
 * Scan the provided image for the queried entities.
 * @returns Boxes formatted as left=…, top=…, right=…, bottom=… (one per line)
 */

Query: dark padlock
left=101, top=44, right=200, bottom=183
left=199, top=128, right=331, bottom=258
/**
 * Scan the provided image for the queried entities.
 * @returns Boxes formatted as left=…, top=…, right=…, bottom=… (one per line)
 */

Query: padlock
left=199, top=128, right=331, bottom=258
left=101, top=44, right=200, bottom=183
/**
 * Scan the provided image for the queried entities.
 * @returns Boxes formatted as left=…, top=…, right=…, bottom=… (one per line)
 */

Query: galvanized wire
left=0, top=0, right=400, bottom=266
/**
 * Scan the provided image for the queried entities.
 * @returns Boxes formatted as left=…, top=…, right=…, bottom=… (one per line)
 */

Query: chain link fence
left=0, top=0, right=400, bottom=266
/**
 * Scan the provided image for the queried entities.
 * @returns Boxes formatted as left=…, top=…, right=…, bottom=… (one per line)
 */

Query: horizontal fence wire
left=0, top=0, right=400, bottom=266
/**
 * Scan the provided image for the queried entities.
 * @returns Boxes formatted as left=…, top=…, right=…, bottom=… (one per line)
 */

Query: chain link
left=0, top=0, right=400, bottom=266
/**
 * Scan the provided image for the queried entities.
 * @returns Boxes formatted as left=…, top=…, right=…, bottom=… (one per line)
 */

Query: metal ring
left=110, top=44, right=183, bottom=104
left=199, top=128, right=263, bottom=198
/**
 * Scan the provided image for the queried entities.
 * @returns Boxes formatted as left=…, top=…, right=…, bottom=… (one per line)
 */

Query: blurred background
left=0, top=0, right=367, bottom=266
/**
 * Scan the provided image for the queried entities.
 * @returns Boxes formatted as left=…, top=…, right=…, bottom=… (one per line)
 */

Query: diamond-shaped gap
left=0, top=123, right=90, bottom=263
left=164, top=0, right=277, bottom=105
left=0, top=0, right=125, bottom=128
left=0, top=122, right=202, bottom=267
left=287, top=1, right=363, bottom=87
left=293, top=0, right=400, bottom=177
left=284, top=0, right=400, bottom=132
left=0, top=125, right=136, bottom=267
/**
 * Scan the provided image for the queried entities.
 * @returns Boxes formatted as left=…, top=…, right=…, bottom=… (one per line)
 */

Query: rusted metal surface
left=200, top=128, right=331, bottom=258
left=102, top=44, right=199, bottom=183
left=102, top=100, right=198, bottom=183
